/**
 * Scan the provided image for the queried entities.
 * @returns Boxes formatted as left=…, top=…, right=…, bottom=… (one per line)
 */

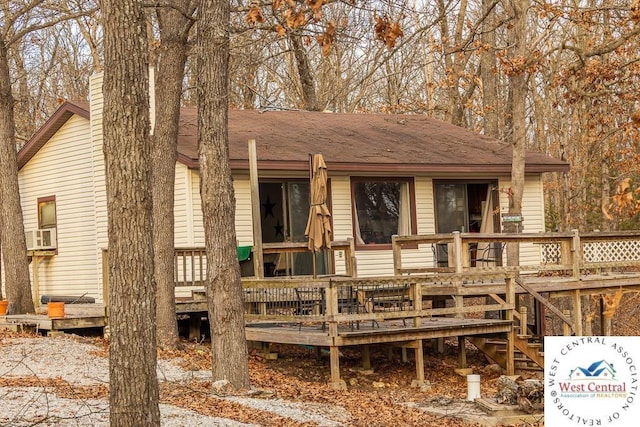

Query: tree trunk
left=289, top=32, right=319, bottom=111
left=198, top=0, right=251, bottom=389
left=505, top=0, right=528, bottom=267
left=152, top=0, right=196, bottom=351
left=481, top=0, right=499, bottom=139
left=101, top=0, right=160, bottom=424
left=0, top=41, right=34, bottom=315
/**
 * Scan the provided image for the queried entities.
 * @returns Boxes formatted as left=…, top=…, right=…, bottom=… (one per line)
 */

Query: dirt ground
left=0, top=326, right=543, bottom=426
left=6, top=290, right=640, bottom=426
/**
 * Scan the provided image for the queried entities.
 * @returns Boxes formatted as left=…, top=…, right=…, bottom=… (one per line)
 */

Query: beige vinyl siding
left=19, top=114, right=100, bottom=302
left=328, top=176, right=352, bottom=274
left=190, top=170, right=205, bottom=247
left=174, top=164, right=192, bottom=247
left=183, top=173, right=254, bottom=247
left=234, top=176, right=254, bottom=246
left=498, top=176, right=544, bottom=266
left=396, top=177, right=438, bottom=272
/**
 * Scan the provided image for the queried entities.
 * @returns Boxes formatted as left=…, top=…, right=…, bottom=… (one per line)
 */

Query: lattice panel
left=583, top=240, right=640, bottom=263
left=541, top=243, right=561, bottom=264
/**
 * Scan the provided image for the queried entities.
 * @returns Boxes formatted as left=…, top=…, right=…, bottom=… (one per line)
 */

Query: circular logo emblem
left=545, top=336, right=640, bottom=426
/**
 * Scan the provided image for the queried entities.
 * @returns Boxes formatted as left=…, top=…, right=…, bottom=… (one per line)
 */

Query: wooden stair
left=467, top=334, right=544, bottom=372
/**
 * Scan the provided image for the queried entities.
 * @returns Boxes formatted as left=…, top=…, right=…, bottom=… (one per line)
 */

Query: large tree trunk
left=481, top=0, right=499, bottom=139
left=0, top=42, right=34, bottom=315
left=101, top=0, right=160, bottom=424
left=152, top=0, right=196, bottom=351
left=198, top=0, right=251, bottom=389
left=505, top=0, right=528, bottom=267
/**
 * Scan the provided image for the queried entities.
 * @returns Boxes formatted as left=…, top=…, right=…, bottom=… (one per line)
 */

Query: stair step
left=192, top=290, right=207, bottom=301
left=515, top=365, right=543, bottom=371
left=527, top=343, right=543, bottom=348
left=517, top=334, right=532, bottom=339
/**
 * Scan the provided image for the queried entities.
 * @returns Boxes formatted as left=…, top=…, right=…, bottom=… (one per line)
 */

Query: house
left=6, top=74, right=569, bottom=303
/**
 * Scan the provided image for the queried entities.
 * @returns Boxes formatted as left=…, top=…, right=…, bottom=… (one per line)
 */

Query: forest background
left=5, top=0, right=640, bottom=232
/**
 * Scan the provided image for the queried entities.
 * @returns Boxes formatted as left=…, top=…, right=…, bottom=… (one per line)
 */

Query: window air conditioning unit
left=25, top=228, right=57, bottom=250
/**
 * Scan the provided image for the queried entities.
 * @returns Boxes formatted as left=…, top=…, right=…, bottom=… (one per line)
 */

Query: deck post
left=458, top=336, right=467, bottom=368
left=392, top=235, right=401, bottom=275
left=411, top=339, right=427, bottom=388
left=346, top=238, right=357, bottom=277
left=572, top=289, right=583, bottom=335
left=412, top=282, right=421, bottom=327
left=32, top=256, right=41, bottom=309
left=329, top=346, right=346, bottom=390
left=519, top=305, right=528, bottom=335
left=571, top=229, right=581, bottom=280
left=453, top=231, right=463, bottom=273
left=362, top=345, right=371, bottom=370
left=505, top=276, right=515, bottom=375
left=248, top=139, right=264, bottom=278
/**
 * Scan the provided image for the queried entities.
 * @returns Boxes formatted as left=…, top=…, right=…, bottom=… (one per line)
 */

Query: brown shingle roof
left=19, top=103, right=569, bottom=174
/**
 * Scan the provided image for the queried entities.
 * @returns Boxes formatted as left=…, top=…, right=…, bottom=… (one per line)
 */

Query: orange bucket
left=47, top=302, right=65, bottom=318
left=0, top=300, right=7, bottom=315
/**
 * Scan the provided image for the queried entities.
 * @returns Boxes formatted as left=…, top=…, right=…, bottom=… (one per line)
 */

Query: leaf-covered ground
left=22, top=288, right=640, bottom=426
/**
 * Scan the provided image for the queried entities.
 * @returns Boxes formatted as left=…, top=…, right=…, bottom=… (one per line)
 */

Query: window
left=351, top=178, right=416, bottom=248
left=38, top=196, right=57, bottom=229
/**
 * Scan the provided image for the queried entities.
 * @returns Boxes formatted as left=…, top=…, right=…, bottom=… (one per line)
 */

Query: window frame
left=350, top=177, right=417, bottom=251
left=37, top=196, right=57, bottom=229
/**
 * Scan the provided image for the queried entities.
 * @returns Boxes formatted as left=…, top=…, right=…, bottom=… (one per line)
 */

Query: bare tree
left=198, top=0, right=250, bottom=389
left=151, top=0, right=197, bottom=351
left=101, top=0, right=160, bottom=423
left=0, top=2, right=39, bottom=315
left=504, top=0, right=528, bottom=266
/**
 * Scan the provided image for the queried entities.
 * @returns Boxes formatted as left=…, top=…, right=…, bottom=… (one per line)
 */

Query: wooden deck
left=0, top=303, right=106, bottom=332
left=246, top=317, right=512, bottom=347
left=11, top=231, right=640, bottom=389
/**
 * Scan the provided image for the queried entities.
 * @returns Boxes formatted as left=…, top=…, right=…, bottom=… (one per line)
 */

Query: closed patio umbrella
left=305, top=153, right=332, bottom=254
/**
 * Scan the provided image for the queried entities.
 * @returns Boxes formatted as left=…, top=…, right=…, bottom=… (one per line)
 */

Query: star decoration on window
left=274, top=220, right=284, bottom=238
left=262, top=196, right=276, bottom=219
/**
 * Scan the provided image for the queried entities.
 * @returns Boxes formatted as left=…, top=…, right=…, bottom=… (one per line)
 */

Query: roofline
left=18, top=102, right=90, bottom=170
left=226, top=160, right=570, bottom=174
left=19, top=103, right=569, bottom=176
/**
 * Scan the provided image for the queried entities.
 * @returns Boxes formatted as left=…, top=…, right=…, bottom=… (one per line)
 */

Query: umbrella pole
left=312, top=251, right=317, bottom=278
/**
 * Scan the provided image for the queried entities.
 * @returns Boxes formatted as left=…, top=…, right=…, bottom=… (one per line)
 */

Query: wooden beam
left=329, top=346, right=347, bottom=390
left=572, top=289, right=583, bottom=336
left=515, top=277, right=574, bottom=332
left=458, top=336, right=467, bottom=368
left=248, top=139, right=264, bottom=278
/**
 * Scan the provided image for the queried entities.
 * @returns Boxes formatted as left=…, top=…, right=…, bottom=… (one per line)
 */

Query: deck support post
left=505, top=276, right=516, bottom=375
left=458, top=336, right=467, bottom=368
left=362, top=345, right=371, bottom=370
left=329, top=346, right=347, bottom=390
left=411, top=339, right=427, bottom=388
left=572, top=289, right=583, bottom=336
left=188, top=314, right=202, bottom=341
left=402, top=348, right=408, bottom=363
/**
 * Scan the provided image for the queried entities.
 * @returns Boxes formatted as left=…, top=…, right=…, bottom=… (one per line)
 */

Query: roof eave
left=223, top=160, right=570, bottom=174
left=18, top=102, right=90, bottom=170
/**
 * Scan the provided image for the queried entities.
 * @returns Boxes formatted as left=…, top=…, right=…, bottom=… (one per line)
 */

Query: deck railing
left=241, top=272, right=517, bottom=330
left=392, top=230, right=640, bottom=279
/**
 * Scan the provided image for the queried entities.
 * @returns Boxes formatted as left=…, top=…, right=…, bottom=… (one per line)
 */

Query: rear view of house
left=7, top=73, right=568, bottom=303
